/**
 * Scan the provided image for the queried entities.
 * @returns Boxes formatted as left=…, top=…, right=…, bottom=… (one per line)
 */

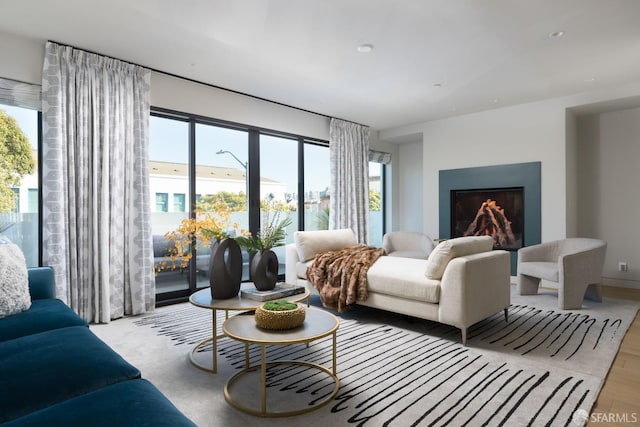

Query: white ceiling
left=1, top=0, right=639, bottom=130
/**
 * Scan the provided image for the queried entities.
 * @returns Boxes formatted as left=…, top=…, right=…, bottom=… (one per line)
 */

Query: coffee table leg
left=332, top=331, right=337, bottom=374
left=244, top=343, right=249, bottom=368
left=261, top=344, right=267, bottom=415
left=212, top=309, right=217, bottom=374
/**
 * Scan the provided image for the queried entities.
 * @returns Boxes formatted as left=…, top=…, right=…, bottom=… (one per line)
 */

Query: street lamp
left=216, top=149, right=250, bottom=211
left=216, top=150, right=247, bottom=171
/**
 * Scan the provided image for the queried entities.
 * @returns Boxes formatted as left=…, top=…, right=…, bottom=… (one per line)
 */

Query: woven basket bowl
left=255, top=303, right=306, bottom=330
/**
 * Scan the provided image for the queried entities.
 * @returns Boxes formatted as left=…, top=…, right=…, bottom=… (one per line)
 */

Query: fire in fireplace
left=451, top=187, right=524, bottom=250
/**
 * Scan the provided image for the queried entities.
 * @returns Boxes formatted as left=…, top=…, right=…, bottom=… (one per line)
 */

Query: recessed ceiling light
left=549, top=30, right=565, bottom=38
left=491, top=98, right=500, bottom=104
left=357, top=44, right=374, bottom=53
left=584, top=77, right=596, bottom=83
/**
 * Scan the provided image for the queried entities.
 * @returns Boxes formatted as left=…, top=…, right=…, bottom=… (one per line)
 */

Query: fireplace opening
left=451, top=187, right=524, bottom=250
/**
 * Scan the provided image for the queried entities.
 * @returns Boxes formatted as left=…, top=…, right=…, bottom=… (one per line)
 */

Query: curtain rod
left=48, top=40, right=368, bottom=128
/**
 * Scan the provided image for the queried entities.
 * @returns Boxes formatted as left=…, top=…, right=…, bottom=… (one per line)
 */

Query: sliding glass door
left=303, top=143, right=331, bottom=231
left=195, top=123, right=250, bottom=284
left=0, top=105, right=39, bottom=266
left=149, top=115, right=191, bottom=296
left=259, top=134, right=298, bottom=274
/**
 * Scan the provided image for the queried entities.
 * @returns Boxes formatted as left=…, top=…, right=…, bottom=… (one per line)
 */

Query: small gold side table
left=222, top=307, right=339, bottom=417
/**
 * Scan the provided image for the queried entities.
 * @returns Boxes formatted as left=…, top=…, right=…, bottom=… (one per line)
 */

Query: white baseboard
left=602, top=276, right=640, bottom=289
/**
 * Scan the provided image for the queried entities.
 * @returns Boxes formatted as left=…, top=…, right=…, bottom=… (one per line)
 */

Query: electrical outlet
left=618, top=262, right=628, bottom=272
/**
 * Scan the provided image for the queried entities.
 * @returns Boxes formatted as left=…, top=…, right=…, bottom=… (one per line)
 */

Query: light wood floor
left=587, top=286, right=640, bottom=426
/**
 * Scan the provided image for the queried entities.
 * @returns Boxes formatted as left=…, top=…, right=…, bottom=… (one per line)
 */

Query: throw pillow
left=294, top=229, right=357, bottom=262
left=0, top=242, right=31, bottom=318
left=425, top=236, right=494, bottom=280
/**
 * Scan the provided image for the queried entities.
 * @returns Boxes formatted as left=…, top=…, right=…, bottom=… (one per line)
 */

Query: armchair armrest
left=518, top=241, right=560, bottom=262
left=559, top=244, right=606, bottom=286
left=27, top=266, right=56, bottom=300
left=439, top=251, right=511, bottom=329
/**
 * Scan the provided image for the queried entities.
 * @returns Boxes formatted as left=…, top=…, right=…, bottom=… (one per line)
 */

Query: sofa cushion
left=1, top=379, right=196, bottom=427
left=425, top=236, right=494, bottom=280
left=0, top=242, right=31, bottom=319
left=519, top=261, right=559, bottom=282
left=387, top=250, right=430, bottom=260
left=368, top=256, right=440, bottom=303
left=0, top=298, right=87, bottom=343
left=0, top=326, right=141, bottom=423
left=294, top=229, right=357, bottom=262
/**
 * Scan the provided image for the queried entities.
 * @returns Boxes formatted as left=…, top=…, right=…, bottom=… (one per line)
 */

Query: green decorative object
left=254, top=300, right=306, bottom=330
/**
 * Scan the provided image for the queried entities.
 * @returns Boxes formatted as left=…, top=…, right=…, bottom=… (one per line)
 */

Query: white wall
left=0, top=31, right=43, bottom=84
left=151, top=73, right=330, bottom=141
left=397, top=140, right=423, bottom=232
left=565, top=110, right=578, bottom=237
left=381, top=83, right=640, bottom=289
left=382, top=99, right=568, bottom=242
left=577, top=107, right=640, bottom=288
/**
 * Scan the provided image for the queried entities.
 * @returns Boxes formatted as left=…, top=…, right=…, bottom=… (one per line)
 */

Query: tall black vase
left=250, top=250, right=279, bottom=291
left=208, top=238, right=242, bottom=299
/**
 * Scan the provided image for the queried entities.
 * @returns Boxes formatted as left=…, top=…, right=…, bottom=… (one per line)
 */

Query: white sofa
left=285, top=229, right=511, bottom=345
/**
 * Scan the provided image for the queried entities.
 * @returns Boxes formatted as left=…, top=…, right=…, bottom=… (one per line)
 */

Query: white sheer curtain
left=41, top=42, right=155, bottom=323
left=329, top=118, right=370, bottom=243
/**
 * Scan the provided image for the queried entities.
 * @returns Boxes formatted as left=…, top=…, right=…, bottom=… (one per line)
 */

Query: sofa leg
left=504, top=308, right=509, bottom=322
left=518, top=274, right=541, bottom=295
left=461, top=328, right=467, bottom=346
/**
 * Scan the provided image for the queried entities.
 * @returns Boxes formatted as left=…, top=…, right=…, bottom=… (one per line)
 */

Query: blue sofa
left=0, top=267, right=195, bottom=427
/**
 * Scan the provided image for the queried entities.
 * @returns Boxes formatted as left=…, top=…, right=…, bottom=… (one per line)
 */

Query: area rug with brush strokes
left=92, top=287, right=639, bottom=427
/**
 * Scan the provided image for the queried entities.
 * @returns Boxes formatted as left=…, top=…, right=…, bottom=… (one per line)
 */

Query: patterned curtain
left=329, top=118, right=370, bottom=244
left=368, top=149, right=391, bottom=165
left=41, top=42, right=155, bottom=323
left=0, top=77, right=41, bottom=110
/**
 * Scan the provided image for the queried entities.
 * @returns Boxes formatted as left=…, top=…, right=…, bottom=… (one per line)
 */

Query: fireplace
left=451, top=187, right=524, bottom=250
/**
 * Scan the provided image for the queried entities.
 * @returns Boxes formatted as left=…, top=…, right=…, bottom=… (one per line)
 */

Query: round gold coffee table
left=222, top=307, right=339, bottom=417
left=188, top=283, right=310, bottom=374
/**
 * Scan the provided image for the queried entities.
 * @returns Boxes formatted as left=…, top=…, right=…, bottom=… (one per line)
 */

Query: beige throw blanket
left=306, top=244, right=386, bottom=312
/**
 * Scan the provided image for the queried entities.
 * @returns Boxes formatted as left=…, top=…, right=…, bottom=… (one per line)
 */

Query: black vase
left=208, top=238, right=242, bottom=299
left=250, top=250, right=279, bottom=291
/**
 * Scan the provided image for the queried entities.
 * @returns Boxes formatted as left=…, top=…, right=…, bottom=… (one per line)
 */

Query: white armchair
left=382, top=231, right=435, bottom=259
left=517, top=238, right=607, bottom=310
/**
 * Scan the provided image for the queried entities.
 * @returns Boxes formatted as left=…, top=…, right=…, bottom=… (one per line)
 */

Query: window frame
left=151, top=107, right=328, bottom=305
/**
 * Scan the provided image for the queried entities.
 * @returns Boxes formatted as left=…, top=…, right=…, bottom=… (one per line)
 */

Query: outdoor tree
left=0, top=109, right=35, bottom=213
left=196, top=191, right=247, bottom=212
left=369, top=188, right=381, bottom=211
left=314, top=190, right=381, bottom=230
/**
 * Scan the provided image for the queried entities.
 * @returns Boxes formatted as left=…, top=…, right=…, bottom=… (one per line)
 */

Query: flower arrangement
left=235, top=200, right=293, bottom=254
left=157, top=200, right=247, bottom=272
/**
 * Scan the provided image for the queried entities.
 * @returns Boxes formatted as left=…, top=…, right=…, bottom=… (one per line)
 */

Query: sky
left=149, top=115, right=331, bottom=194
